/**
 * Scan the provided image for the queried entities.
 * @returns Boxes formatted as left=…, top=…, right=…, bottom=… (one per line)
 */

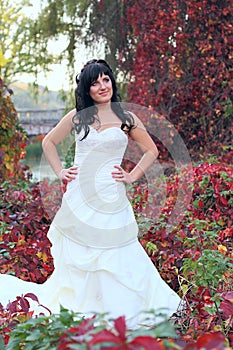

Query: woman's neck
left=94, top=102, right=121, bottom=127
left=95, top=102, right=112, bottom=114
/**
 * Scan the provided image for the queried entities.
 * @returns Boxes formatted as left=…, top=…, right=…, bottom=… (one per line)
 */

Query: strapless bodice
left=74, top=126, right=128, bottom=167
left=72, top=127, right=128, bottom=204
left=54, top=125, right=138, bottom=249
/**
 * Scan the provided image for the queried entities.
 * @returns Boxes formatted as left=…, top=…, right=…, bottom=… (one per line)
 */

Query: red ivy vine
left=120, top=0, right=233, bottom=161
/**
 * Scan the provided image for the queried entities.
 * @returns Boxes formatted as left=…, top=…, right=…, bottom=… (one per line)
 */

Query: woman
left=0, top=59, right=181, bottom=328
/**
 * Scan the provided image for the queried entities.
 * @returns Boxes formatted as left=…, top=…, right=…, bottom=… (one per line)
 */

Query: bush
left=0, top=79, right=28, bottom=181
left=0, top=298, right=230, bottom=349
left=25, top=141, right=43, bottom=160
left=0, top=155, right=232, bottom=345
left=0, top=179, right=63, bottom=283
left=132, top=153, right=233, bottom=339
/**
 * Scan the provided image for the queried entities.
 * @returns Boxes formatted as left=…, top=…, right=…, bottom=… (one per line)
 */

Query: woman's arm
left=112, top=114, right=159, bottom=183
left=42, top=108, right=78, bottom=182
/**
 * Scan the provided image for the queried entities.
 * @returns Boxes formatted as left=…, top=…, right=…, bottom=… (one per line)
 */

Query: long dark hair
left=72, top=59, right=134, bottom=140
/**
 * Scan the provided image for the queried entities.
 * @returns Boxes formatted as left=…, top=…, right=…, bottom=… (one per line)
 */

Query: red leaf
left=222, top=291, right=233, bottom=302
left=6, top=300, right=18, bottom=313
left=196, top=332, right=227, bottom=349
left=24, top=293, right=40, bottom=303
left=89, top=329, right=122, bottom=345
left=220, top=299, right=233, bottom=318
left=130, top=336, right=164, bottom=349
left=220, top=292, right=233, bottom=317
left=219, top=195, right=228, bottom=206
left=114, top=316, right=127, bottom=341
left=19, top=297, right=30, bottom=313
left=68, top=317, right=95, bottom=335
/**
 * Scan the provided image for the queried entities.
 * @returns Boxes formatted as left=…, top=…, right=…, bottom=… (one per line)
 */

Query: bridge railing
left=17, top=108, right=66, bottom=135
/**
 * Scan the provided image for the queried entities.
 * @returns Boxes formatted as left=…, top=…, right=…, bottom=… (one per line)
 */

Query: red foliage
left=129, top=157, right=233, bottom=339
left=0, top=158, right=232, bottom=344
left=0, top=297, right=231, bottom=348
left=0, top=180, right=62, bottom=283
left=0, top=293, right=49, bottom=345
left=0, top=79, right=29, bottom=181
left=57, top=316, right=96, bottom=349
left=121, top=0, right=233, bottom=160
left=57, top=315, right=230, bottom=349
left=58, top=315, right=166, bottom=349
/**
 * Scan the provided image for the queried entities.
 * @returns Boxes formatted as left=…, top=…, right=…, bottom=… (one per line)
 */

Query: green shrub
left=25, top=141, right=43, bottom=159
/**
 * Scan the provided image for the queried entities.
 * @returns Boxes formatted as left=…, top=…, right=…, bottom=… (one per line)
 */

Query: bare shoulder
left=54, top=108, right=76, bottom=130
left=61, top=108, right=77, bottom=124
left=43, top=108, right=77, bottom=146
left=127, top=111, right=147, bottom=133
left=126, top=111, right=158, bottom=156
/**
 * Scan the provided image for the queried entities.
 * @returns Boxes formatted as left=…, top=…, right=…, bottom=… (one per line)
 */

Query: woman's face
left=89, top=73, right=113, bottom=104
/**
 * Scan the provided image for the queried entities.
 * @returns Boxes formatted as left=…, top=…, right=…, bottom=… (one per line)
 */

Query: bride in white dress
left=0, top=59, right=181, bottom=328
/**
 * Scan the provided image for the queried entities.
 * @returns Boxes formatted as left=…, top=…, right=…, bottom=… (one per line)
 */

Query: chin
left=96, top=98, right=112, bottom=104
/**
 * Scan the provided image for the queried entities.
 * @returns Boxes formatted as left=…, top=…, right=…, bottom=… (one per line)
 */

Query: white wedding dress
left=0, top=126, right=181, bottom=328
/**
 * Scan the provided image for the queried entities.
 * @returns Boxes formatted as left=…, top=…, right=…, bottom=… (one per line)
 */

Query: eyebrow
left=93, top=74, right=109, bottom=82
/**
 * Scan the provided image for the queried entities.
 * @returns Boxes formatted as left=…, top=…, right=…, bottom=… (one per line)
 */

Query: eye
left=91, top=81, right=97, bottom=86
left=104, top=77, right=110, bottom=82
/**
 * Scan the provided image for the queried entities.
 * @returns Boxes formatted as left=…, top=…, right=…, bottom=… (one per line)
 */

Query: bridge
left=17, top=108, right=66, bottom=136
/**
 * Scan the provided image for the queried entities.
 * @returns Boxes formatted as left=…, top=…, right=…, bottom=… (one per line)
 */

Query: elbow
left=154, top=144, right=159, bottom=159
left=153, top=148, right=159, bottom=160
left=149, top=148, right=159, bottom=161
left=42, top=135, right=48, bottom=152
left=42, top=134, right=53, bottom=153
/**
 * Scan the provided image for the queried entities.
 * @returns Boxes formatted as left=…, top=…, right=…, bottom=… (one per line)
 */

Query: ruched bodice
left=73, top=127, right=129, bottom=210
left=74, top=126, right=128, bottom=165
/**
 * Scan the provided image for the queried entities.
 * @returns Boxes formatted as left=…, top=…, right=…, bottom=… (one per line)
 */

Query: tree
left=29, top=0, right=134, bottom=90
left=82, top=0, right=133, bottom=75
left=122, top=0, right=233, bottom=160
left=1, top=0, right=134, bottom=94
left=0, top=0, right=57, bottom=85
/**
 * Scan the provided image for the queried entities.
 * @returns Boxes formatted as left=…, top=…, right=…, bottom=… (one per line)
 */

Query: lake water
left=22, top=159, right=57, bottom=181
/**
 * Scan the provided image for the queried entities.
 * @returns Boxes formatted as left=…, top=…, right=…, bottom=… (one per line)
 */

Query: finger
left=67, top=175, right=75, bottom=180
left=70, top=167, right=78, bottom=173
left=112, top=172, right=123, bottom=178
left=69, top=170, right=78, bottom=175
left=68, top=174, right=77, bottom=179
left=113, top=165, right=122, bottom=171
left=65, top=172, right=77, bottom=180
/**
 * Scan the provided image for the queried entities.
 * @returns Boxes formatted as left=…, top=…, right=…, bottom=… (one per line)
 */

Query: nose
left=100, top=80, right=107, bottom=89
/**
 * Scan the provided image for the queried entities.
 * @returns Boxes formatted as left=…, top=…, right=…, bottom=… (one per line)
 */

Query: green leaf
left=0, top=337, right=5, bottom=350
